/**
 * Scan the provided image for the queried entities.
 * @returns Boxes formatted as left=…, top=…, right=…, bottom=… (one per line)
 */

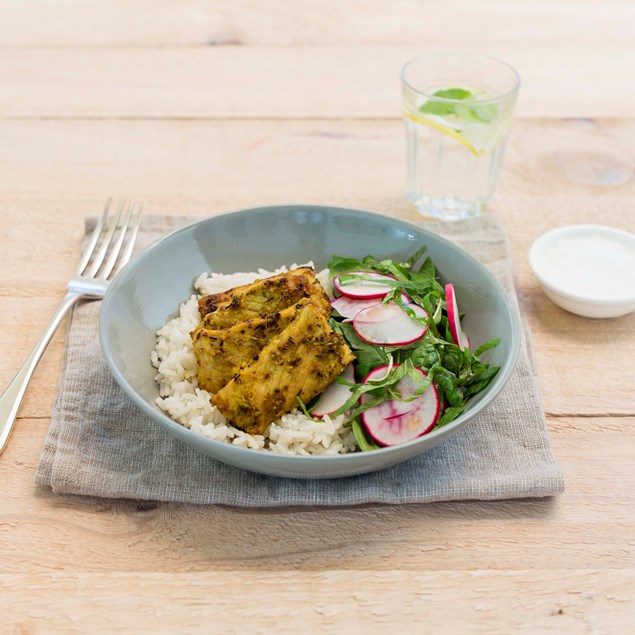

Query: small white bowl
left=529, top=225, right=635, bottom=319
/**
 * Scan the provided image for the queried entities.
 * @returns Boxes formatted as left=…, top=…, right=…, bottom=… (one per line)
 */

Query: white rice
left=151, top=263, right=357, bottom=455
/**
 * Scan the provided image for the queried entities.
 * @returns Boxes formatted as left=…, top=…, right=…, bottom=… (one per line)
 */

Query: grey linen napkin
left=36, top=215, right=564, bottom=505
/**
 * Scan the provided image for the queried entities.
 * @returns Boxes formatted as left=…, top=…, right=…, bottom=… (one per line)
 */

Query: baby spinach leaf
left=326, top=255, right=374, bottom=285
left=415, top=256, right=436, bottom=280
left=352, top=418, right=381, bottom=452
left=354, top=348, right=390, bottom=382
left=441, top=345, right=464, bottom=376
left=474, top=338, right=501, bottom=357
left=435, top=406, right=465, bottom=428
left=432, top=367, right=463, bottom=407
left=409, top=342, right=440, bottom=369
left=296, top=396, right=320, bottom=422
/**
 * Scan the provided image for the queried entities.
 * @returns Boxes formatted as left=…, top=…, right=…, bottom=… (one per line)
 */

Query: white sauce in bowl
left=539, top=234, right=635, bottom=301
left=530, top=225, right=635, bottom=318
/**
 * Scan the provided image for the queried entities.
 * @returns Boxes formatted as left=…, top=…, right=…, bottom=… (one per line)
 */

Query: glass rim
left=400, top=51, right=521, bottom=106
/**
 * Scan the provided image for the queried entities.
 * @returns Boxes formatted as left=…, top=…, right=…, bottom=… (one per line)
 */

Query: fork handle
left=0, top=292, right=80, bottom=455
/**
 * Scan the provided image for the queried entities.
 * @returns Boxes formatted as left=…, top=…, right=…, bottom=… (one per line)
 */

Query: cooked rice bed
left=150, top=265, right=357, bottom=455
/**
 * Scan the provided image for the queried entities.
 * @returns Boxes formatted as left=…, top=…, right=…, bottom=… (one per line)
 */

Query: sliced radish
left=331, top=293, right=410, bottom=319
left=353, top=302, right=428, bottom=346
left=333, top=271, right=396, bottom=299
left=361, top=365, right=440, bottom=446
left=310, top=364, right=356, bottom=417
left=445, top=283, right=470, bottom=350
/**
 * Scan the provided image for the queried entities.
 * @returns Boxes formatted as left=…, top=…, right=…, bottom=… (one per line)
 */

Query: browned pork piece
left=212, top=303, right=355, bottom=435
left=198, top=267, right=331, bottom=329
left=192, top=303, right=302, bottom=394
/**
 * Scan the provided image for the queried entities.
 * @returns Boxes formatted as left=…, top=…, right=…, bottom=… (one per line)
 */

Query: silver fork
left=0, top=199, right=142, bottom=455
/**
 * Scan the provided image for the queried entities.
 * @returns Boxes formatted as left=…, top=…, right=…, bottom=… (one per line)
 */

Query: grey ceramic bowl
left=100, top=205, right=521, bottom=478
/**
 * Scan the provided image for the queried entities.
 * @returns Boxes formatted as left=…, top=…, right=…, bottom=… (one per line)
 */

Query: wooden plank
left=0, top=0, right=633, bottom=47
left=1, top=415, right=633, bottom=574
left=0, top=119, right=632, bottom=206
left=0, top=47, right=634, bottom=119
left=1, top=569, right=634, bottom=633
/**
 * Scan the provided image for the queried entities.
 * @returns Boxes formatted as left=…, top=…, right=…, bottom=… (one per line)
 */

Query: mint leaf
left=418, top=87, right=474, bottom=116
left=432, top=87, right=472, bottom=100
left=417, top=87, right=499, bottom=126
left=418, top=101, right=454, bottom=117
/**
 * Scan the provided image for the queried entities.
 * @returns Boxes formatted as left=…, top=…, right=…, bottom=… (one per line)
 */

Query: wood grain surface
left=0, top=47, right=634, bottom=119
left=1, top=0, right=633, bottom=48
left=0, top=1, right=634, bottom=633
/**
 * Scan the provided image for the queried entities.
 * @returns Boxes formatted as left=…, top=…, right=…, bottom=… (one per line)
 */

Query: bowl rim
left=529, top=224, right=635, bottom=307
left=99, top=204, right=522, bottom=465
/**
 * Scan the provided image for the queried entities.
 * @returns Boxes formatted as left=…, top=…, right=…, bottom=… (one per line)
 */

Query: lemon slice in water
left=404, top=110, right=481, bottom=156
left=404, top=110, right=505, bottom=157
left=404, top=85, right=504, bottom=156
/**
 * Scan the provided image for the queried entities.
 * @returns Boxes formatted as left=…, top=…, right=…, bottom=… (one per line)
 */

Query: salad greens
left=327, top=246, right=500, bottom=451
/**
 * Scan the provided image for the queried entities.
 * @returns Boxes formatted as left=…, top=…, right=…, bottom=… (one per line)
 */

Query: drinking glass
left=401, top=52, right=520, bottom=220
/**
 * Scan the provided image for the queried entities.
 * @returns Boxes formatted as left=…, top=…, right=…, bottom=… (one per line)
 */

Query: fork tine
left=85, top=200, right=124, bottom=278
left=100, top=201, right=135, bottom=280
left=115, top=204, right=143, bottom=272
left=76, top=198, right=112, bottom=276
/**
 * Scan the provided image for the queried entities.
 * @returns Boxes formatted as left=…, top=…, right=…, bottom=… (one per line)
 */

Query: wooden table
left=1, top=2, right=634, bottom=632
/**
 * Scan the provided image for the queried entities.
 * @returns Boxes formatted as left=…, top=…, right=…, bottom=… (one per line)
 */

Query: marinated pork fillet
left=212, top=303, right=355, bottom=435
left=198, top=267, right=330, bottom=328
left=192, top=303, right=302, bottom=394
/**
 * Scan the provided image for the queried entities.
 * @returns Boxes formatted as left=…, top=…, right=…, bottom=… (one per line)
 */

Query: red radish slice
left=331, top=293, right=410, bottom=319
left=333, top=271, right=396, bottom=299
left=310, top=364, right=355, bottom=417
left=445, top=283, right=470, bottom=350
left=361, top=365, right=440, bottom=446
left=353, top=302, right=428, bottom=346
